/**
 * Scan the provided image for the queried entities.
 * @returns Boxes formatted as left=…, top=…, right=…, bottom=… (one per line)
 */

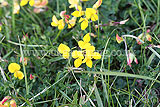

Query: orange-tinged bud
left=10, top=99, right=17, bottom=107
left=146, top=33, right=152, bottom=42
left=116, top=34, right=123, bottom=43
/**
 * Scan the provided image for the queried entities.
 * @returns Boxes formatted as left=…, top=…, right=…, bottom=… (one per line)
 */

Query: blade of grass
left=18, top=36, right=29, bottom=95
left=77, top=71, right=160, bottom=84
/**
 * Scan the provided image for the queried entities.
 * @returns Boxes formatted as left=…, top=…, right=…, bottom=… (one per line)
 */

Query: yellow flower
left=51, top=15, right=65, bottom=30
left=72, top=6, right=85, bottom=17
left=8, top=63, right=24, bottom=80
left=79, top=17, right=89, bottom=30
left=20, top=0, right=35, bottom=7
left=58, top=43, right=70, bottom=59
left=68, top=17, right=77, bottom=29
left=93, top=0, right=102, bottom=9
left=68, top=0, right=79, bottom=8
left=78, top=33, right=91, bottom=49
left=13, top=1, right=20, bottom=14
left=72, top=33, right=101, bottom=68
left=85, top=8, right=98, bottom=21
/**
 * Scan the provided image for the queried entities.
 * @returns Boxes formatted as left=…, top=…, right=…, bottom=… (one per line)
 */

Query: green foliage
left=0, top=0, right=160, bottom=106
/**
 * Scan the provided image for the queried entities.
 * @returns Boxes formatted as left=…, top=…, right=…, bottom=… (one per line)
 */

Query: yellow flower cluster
left=8, top=63, right=24, bottom=80
left=58, top=33, right=101, bottom=68
left=51, top=0, right=102, bottom=30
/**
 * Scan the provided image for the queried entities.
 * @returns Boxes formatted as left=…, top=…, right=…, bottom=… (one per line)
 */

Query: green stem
left=18, top=36, right=29, bottom=95
left=53, top=30, right=62, bottom=42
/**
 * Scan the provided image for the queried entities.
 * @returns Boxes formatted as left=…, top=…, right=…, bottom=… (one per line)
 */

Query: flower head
left=79, top=17, right=88, bottom=30
left=72, top=33, right=101, bottom=68
left=136, top=30, right=152, bottom=45
left=127, top=52, right=138, bottom=67
left=8, top=63, right=24, bottom=80
left=51, top=15, right=65, bottom=30
left=72, top=6, right=85, bottom=17
left=85, top=8, right=98, bottom=21
left=58, top=43, right=70, bottom=59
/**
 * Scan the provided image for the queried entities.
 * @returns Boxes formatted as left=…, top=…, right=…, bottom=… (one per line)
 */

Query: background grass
left=0, top=0, right=160, bottom=106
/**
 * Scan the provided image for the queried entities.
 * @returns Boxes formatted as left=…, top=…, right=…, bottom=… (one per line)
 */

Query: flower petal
left=58, top=43, right=70, bottom=54
left=8, top=63, right=21, bottom=73
left=86, top=59, right=92, bottom=68
left=58, top=19, right=65, bottom=30
left=29, top=0, right=35, bottom=6
left=83, top=33, right=90, bottom=43
left=72, top=50, right=78, bottom=59
left=51, top=15, right=59, bottom=26
left=63, top=52, right=70, bottom=59
left=93, top=52, right=101, bottom=59
left=74, top=58, right=82, bottom=68
left=78, top=41, right=85, bottom=49
left=20, top=0, right=29, bottom=6
left=81, top=19, right=88, bottom=30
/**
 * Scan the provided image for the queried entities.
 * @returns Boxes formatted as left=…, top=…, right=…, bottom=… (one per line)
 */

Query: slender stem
left=18, top=36, right=29, bottom=95
left=53, top=30, right=62, bottom=42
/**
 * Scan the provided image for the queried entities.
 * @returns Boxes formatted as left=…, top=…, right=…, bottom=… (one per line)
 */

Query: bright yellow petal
left=83, top=33, right=90, bottom=43
left=86, top=59, right=92, bottom=68
left=77, top=51, right=84, bottom=59
left=8, top=63, right=21, bottom=73
left=72, top=50, right=78, bottom=59
left=86, top=8, right=96, bottom=19
left=79, top=17, right=84, bottom=22
left=72, top=11, right=81, bottom=17
left=58, top=19, right=65, bottom=30
left=20, top=0, right=29, bottom=6
left=17, top=71, right=24, bottom=80
left=63, top=52, right=70, bottom=59
left=81, top=19, right=88, bottom=30
left=91, top=14, right=98, bottom=21
left=58, top=43, right=70, bottom=54
left=29, top=0, right=35, bottom=6
left=14, top=72, right=18, bottom=78
left=83, top=43, right=91, bottom=49
left=51, top=15, right=59, bottom=26
left=93, top=52, right=101, bottom=59
left=86, top=45, right=95, bottom=52
left=74, top=58, right=82, bottom=68
left=78, top=41, right=85, bottom=49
